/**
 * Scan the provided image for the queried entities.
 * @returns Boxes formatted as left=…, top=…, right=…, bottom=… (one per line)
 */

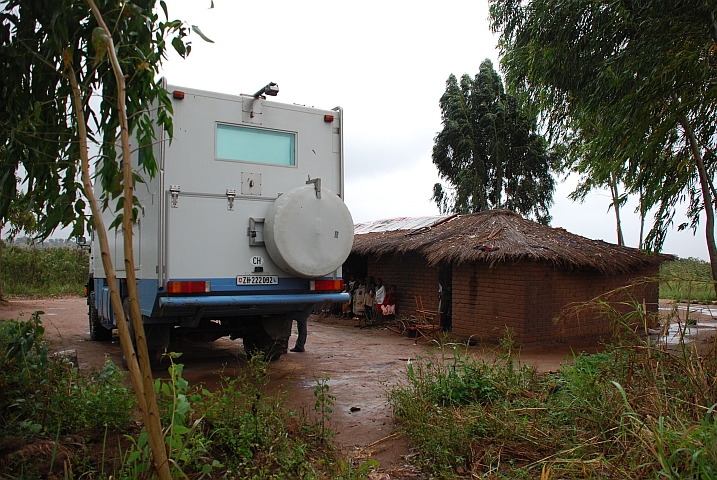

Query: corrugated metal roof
left=354, top=216, right=448, bottom=234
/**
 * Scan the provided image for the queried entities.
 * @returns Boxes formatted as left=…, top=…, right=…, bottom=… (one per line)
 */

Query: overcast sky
left=156, top=0, right=708, bottom=260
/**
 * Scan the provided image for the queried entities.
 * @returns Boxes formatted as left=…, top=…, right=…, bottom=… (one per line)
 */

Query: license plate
left=237, top=275, right=279, bottom=286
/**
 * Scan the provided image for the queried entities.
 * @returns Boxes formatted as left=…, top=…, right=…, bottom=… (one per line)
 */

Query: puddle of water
left=656, top=304, right=717, bottom=345
left=656, top=319, right=717, bottom=346
left=660, top=305, right=717, bottom=316
left=301, top=375, right=362, bottom=389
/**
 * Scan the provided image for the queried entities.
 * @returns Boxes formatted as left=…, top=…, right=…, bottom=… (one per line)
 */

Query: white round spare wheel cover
left=264, top=185, right=354, bottom=278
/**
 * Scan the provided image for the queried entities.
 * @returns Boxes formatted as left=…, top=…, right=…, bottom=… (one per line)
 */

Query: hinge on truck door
left=248, top=217, right=265, bottom=246
left=170, top=185, right=180, bottom=208
left=306, top=176, right=321, bottom=199
left=226, top=189, right=236, bottom=211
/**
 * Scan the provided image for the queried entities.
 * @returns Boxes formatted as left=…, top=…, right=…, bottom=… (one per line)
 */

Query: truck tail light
left=166, top=281, right=211, bottom=293
left=173, top=90, right=185, bottom=99
left=310, top=279, right=344, bottom=292
left=324, top=114, right=334, bottom=122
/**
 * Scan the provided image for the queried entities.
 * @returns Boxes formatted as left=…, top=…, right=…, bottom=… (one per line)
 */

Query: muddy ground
left=2, top=297, right=715, bottom=473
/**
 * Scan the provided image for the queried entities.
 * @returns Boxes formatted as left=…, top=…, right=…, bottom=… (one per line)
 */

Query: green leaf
left=173, top=424, right=191, bottom=435
left=191, top=25, right=214, bottom=43
left=171, top=36, right=186, bottom=57
left=128, top=450, right=142, bottom=463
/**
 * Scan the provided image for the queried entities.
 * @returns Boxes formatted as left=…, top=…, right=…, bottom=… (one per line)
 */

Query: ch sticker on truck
left=237, top=275, right=278, bottom=285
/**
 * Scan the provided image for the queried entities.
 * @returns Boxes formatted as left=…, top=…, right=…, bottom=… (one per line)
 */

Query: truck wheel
left=120, top=319, right=166, bottom=371
left=145, top=324, right=170, bottom=371
left=243, top=330, right=285, bottom=361
left=121, top=298, right=168, bottom=371
left=89, top=292, right=112, bottom=341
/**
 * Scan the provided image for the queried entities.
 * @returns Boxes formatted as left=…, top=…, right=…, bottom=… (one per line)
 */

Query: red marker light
left=173, top=90, right=185, bottom=99
left=324, top=114, right=334, bottom=122
left=166, top=280, right=211, bottom=293
left=310, top=279, right=344, bottom=291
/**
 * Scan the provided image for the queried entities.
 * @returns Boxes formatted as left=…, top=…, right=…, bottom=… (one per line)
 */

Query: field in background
left=660, top=257, right=716, bottom=303
left=1, top=245, right=88, bottom=297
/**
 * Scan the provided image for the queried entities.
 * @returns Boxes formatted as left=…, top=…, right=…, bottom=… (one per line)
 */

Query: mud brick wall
left=452, top=260, right=660, bottom=344
left=366, top=253, right=440, bottom=315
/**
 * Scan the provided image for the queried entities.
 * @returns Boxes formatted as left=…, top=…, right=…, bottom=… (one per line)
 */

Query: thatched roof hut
left=352, top=209, right=667, bottom=274
left=347, top=210, right=669, bottom=345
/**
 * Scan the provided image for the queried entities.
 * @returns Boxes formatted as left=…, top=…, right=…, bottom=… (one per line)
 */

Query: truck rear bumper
left=158, top=292, right=349, bottom=309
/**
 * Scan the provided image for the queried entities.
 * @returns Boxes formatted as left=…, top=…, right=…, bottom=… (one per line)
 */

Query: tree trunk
left=638, top=186, right=646, bottom=250
left=609, top=172, right=625, bottom=246
left=87, top=2, right=171, bottom=478
left=67, top=64, right=150, bottom=429
left=682, top=115, right=717, bottom=297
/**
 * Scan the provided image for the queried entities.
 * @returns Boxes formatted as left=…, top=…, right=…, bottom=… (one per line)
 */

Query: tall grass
left=0, top=313, right=136, bottom=440
left=0, top=314, right=371, bottom=479
left=1, top=245, right=88, bottom=296
left=660, top=257, right=716, bottom=303
left=389, top=332, right=717, bottom=479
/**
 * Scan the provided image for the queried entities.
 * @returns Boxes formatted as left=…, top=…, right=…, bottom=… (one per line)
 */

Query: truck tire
left=88, top=292, right=112, bottom=341
left=243, top=329, right=286, bottom=361
left=121, top=298, right=168, bottom=371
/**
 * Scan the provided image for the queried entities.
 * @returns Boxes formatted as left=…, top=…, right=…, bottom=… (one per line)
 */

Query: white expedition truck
left=86, top=82, right=353, bottom=363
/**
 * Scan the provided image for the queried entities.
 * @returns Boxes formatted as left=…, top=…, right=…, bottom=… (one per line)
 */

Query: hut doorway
left=343, top=254, right=368, bottom=283
left=438, top=263, right=452, bottom=332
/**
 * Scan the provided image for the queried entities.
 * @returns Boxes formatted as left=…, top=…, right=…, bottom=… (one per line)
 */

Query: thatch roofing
left=351, top=210, right=671, bottom=275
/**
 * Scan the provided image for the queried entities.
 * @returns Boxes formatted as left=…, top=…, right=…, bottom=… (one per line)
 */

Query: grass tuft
left=389, top=321, right=717, bottom=478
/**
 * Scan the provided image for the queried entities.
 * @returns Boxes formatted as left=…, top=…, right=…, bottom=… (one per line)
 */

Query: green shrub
left=1, top=245, right=88, bottom=296
left=390, top=335, right=717, bottom=479
left=196, top=356, right=329, bottom=478
left=0, top=313, right=135, bottom=440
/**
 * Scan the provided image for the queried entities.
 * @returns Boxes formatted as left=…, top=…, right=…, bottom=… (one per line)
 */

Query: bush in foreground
left=0, top=314, right=373, bottom=479
left=390, top=338, right=717, bottom=479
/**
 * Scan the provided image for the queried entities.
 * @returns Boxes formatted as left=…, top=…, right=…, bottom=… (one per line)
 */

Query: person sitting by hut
left=352, top=279, right=365, bottom=319
left=341, top=279, right=353, bottom=318
left=381, top=284, right=398, bottom=316
left=364, top=278, right=375, bottom=322
left=374, top=278, right=386, bottom=320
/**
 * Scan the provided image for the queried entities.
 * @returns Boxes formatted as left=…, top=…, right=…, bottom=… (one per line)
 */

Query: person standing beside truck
left=291, top=317, right=307, bottom=353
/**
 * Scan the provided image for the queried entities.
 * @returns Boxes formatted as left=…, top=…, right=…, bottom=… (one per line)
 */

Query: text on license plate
left=237, top=275, right=279, bottom=285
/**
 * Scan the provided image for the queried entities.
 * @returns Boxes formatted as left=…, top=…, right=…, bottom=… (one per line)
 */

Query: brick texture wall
left=351, top=253, right=660, bottom=344
left=366, top=253, right=440, bottom=316
left=452, top=260, right=660, bottom=343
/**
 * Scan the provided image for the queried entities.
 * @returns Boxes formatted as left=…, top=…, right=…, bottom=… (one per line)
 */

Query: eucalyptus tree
left=560, top=119, right=629, bottom=246
left=0, top=1, right=204, bottom=476
left=490, top=0, right=717, bottom=288
left=432, top=59, right=557, bottom=224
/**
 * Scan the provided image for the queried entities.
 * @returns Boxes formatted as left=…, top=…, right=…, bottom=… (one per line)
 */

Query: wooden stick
left=364, top=432, right=401, bottom=448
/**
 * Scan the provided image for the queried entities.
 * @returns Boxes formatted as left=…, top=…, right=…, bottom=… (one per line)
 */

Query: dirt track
left=1, top=296, right=606, bottom=469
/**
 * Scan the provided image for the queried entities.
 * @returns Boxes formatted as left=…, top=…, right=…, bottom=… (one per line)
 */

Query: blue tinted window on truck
left=216, top=124, right=295, bottom=166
